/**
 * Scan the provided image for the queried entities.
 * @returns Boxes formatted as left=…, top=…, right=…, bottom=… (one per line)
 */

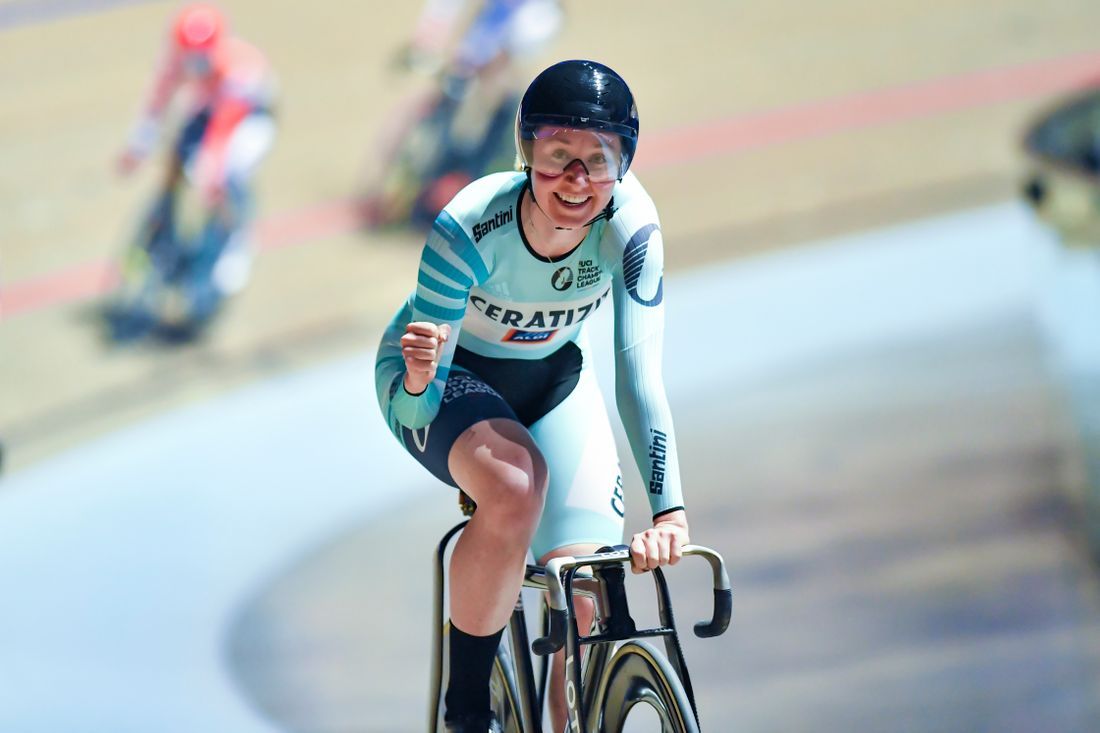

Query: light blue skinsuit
left=375, top=170, right=683, bottom=557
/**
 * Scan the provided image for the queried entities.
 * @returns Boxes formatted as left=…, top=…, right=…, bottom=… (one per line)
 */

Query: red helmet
left=172, top=4, right=225, bottom=53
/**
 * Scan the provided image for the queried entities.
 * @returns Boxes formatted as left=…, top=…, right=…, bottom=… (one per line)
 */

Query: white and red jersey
left=126, top=36, right=275, bottom=157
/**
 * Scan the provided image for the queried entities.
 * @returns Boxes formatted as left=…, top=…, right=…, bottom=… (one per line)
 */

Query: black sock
left=444, top=622, right=505, bottom=722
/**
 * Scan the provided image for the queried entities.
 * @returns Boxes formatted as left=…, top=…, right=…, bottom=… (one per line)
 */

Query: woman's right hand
left=401, top=322, right=450, bottom=395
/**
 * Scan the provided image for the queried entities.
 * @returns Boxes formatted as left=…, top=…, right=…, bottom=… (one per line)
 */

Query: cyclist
left=363, top=0, right=564, bottom=227
left=115, top=3, right=276, bottom=331
left=374, top=59, right=688, bottom=733
left=403, top=0, right=563, bottom=76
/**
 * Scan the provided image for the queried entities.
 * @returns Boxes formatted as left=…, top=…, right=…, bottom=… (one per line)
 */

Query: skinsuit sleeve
left=603, top=173, right=684, bottom=518
left=385, top=208, right=490, bottom=429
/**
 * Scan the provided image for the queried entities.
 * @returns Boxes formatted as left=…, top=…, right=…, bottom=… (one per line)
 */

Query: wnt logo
left=409, top=425, right=430, bottom=453
left=623, top=224, right=664, bottom=307
left=551, top=266, right=574, bottom=291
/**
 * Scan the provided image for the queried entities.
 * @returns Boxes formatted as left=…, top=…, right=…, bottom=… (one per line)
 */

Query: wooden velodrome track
left=5, top=0, right=1100, bottom=466
left=3, top=0, right=1100, bottom=730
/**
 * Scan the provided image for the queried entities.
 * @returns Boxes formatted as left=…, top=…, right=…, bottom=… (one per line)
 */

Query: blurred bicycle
left=103, top=156, right=254, bottom=343
left=1021, top=86, right=1100, bottom=563
left=359, top=0, right=563, bottom=229
left=106, top=3, right=275, bottom=343
left=1021, top=87, right=1100, bottom=247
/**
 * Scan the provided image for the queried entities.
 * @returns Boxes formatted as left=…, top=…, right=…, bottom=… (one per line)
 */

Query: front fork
left=560, top=561, right=698, bottom=733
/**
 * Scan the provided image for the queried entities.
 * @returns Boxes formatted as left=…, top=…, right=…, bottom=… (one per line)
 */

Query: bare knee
left=450, top=419, right=548, bottom=534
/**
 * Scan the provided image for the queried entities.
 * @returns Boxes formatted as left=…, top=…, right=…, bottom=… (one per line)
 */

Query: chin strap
left=588, top=196, right=617, bottom=226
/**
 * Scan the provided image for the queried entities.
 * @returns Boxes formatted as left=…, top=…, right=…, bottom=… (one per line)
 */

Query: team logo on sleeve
left=551, top=266, right=574, bottom=291
left=648, top=428, right=668, bottom=495
left=472, top=206, right=514, bottom=243
left=623, top=224, right=664, bottom=307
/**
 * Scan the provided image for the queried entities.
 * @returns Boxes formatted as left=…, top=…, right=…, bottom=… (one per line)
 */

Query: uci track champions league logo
left=623, top=224, right=664, bottom=307
left=551, top=266, right=574, bottom=291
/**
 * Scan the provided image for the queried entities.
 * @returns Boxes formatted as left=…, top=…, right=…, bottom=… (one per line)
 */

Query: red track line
left=634, top=50, right=1100, bottom=168
left=3, top=51, right=1100, bottom=320
left=1, top=260, right=118, bottom=318
left=252, top=197, right=365, bottom=252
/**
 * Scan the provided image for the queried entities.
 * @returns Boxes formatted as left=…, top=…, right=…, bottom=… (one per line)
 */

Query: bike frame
left=429, top=520, right=731, bottom=732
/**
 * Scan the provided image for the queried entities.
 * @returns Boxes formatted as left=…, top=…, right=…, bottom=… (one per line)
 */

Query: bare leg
left=541, top=543, right=600, bottom=733
left=448, top=417, right=548, bottom=635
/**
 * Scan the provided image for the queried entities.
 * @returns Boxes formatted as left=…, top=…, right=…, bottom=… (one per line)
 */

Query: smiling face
left=528, top=127, right=620, bottom=229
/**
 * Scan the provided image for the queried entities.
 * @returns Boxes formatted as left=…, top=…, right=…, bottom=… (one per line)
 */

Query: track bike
left=428, top=499, right=733, bottom=732
left=102, top=164, right=251, bottom=344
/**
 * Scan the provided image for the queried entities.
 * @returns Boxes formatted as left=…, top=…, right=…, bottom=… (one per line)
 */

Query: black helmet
left=516, top=59, right=639, bottom=180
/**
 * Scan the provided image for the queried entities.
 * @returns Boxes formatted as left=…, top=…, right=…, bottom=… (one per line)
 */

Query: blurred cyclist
left=116, top=3, right=276, bottom=329
left=410, top=0, right=564, bottom=163
left=403, top=0, right=563, bottom=77
left=375, top=60, right=687, bottom=733
left=363, top=0, right=563, bottom=227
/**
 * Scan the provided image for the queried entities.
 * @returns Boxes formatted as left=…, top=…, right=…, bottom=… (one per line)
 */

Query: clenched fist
left=401, top=321, right=451, bottom=395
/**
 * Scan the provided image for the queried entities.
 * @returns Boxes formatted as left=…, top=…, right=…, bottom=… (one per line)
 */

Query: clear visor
left=524, top=127, right=627, bottom=183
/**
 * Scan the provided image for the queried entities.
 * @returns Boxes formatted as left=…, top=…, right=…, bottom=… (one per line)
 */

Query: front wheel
left=590, top=641, right=700, bottom=733
left=489, top=641, right=523, bottom=733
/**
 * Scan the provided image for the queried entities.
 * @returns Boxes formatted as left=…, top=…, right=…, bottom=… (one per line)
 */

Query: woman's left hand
left=629, top=509, right=689, bottom=574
